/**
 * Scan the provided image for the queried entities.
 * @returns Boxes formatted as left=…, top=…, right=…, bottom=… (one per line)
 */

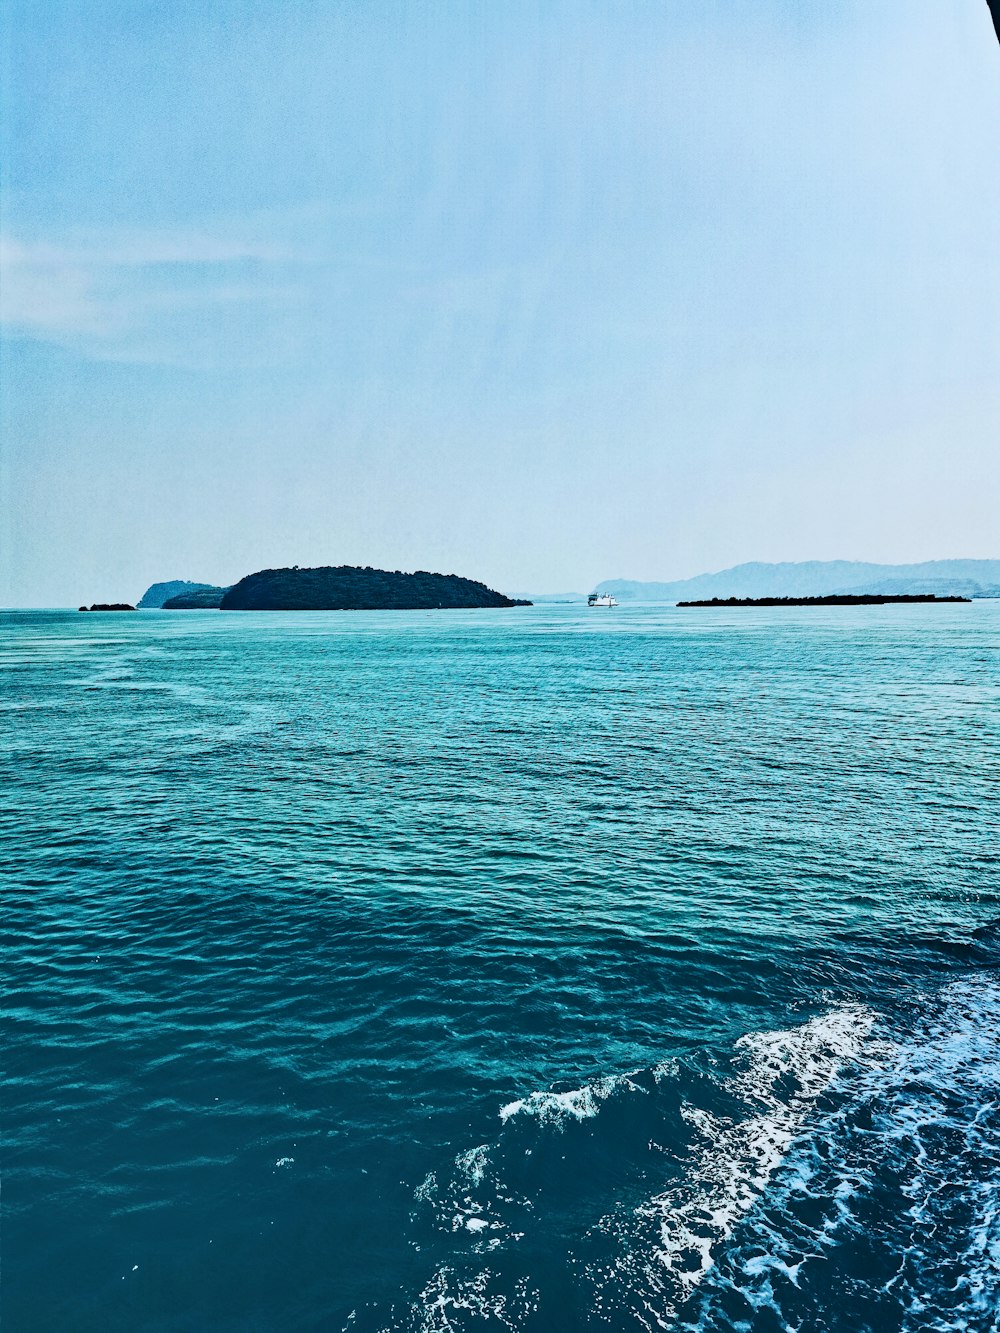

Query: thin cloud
left=0, top=236, right=124, bottom=337
left=0, top=212, right=322, bottom=361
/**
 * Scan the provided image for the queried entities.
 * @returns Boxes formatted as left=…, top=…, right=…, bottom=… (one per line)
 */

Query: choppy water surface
left=3, top=603, right=998, bottom=1332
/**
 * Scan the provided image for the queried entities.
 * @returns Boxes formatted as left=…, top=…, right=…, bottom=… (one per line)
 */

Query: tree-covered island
left=218, top=566, right=530, bottom=610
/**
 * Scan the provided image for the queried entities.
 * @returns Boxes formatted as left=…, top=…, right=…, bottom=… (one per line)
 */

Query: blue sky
left=2, top=0, right=998, bottom=604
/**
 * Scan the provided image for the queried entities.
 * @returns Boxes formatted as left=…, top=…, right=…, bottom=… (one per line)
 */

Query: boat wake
left=363, top=977, right=1000, bottom=1332
left=592, top=1004, right=875, bottom=1322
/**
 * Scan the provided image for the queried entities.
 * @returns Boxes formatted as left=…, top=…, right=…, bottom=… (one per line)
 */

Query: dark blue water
left=3, top=604, right=998, bottom=1331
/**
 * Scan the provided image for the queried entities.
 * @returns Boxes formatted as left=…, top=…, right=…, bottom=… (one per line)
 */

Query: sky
left=1, top=0, right=998, bottom=606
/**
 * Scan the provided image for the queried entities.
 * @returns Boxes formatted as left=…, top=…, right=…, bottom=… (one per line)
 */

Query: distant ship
left=588, top=593, right=618, bottom=607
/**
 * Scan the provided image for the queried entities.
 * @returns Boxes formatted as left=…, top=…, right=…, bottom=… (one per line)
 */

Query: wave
left=596, top=979, right=1000, bottom=1332
left=499, top=1073, right=647, bottom=1127
left=646, top=1006, right=874, bottom=1297
left=586, top=1004, right=875, bottom=1327
left=367, top=977, right=1000, bottom=1332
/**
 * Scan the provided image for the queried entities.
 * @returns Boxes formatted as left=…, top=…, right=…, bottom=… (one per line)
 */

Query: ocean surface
left=3, top=603, right=998, bottom=1333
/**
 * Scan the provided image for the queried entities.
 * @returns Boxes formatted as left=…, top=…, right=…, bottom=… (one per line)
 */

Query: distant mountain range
left=592, top=560, right=1000, bottom=602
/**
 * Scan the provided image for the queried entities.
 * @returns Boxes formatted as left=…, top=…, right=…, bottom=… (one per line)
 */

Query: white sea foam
left=414, top=1172, right=437, bottom=1203
left=682, top=982, right=1000, bottom=1332
left=642, top=1005, right=875, bottom=1295
left=412, top=1143, right=513, bottom=1243
left=499, top=1072, right=644, bottom=1126
left=876, top=981, right=1000, bottom=1333
left=584, top=1002, right=878, bottom=1328
left=405, top=1266, right=538, bottom=1333
left=454, top=1145, right=489, bottom=1185
left=394, top=982, right=1000, bottom=1331
left=608, top=981, right=1000, bottom=1332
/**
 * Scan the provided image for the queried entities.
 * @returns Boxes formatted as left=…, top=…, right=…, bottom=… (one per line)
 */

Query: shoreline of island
left=677, top=594, right=971, bottom=607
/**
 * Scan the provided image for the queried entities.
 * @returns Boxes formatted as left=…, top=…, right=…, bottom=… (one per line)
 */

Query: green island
left=216, top=565, right=530, bottom=610
left=162, top=587, right=229, bottom=608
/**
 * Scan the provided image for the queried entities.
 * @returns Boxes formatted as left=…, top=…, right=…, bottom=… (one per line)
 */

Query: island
left=162, top=587, right=230, bottom=608
left=219, top=565, right=531, bottom=610
left=78, top=604, right=136, bottom=611
left=137, top=580, right=222, bottom=609
left=677, top=594, right=971, bottom=607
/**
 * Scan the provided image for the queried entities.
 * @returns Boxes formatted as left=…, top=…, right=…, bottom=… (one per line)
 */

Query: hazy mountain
left=842, top=578, right=1000, bottom=599
left=137, top=580, right=222, bottom=609
left=593, top=560, right=1000, bottom=602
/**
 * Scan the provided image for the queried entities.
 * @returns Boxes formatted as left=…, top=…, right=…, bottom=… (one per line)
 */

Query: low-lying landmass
left=78, top=603, right=136, bottom=612
left=162, top=587, right=230, bottom=608
left=219, top=566, right=530, bottom=610
left=678, top=594, right=971, bottom=607
left=137, top=580, right=223, bottom=609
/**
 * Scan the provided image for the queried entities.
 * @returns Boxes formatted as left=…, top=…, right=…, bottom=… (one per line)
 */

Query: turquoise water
left=3, top=604, right=998, bottom=1331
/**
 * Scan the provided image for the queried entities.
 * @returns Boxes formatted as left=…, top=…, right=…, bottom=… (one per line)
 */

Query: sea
left=3, top=603, right=998, bottom=1332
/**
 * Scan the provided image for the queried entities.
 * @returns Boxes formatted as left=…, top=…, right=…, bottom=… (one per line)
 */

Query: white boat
left=588, top=593, right=618, bottom=607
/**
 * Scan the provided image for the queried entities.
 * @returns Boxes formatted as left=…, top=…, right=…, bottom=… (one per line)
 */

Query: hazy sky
left=2, top=0, right=998, bottom=605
